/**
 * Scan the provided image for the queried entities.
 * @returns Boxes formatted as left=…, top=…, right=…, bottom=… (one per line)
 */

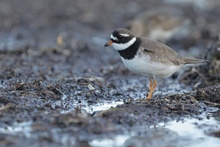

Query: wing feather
left=139, top=37, right=185, bottom=65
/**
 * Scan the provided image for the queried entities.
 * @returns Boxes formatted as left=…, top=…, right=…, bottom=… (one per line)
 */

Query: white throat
left=112, top=37, right=136, bottom=50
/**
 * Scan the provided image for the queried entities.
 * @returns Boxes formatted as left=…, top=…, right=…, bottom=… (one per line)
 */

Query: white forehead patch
left=119, top=33, right=129, bottom=37
left=110, top=34, right=118, bottom=41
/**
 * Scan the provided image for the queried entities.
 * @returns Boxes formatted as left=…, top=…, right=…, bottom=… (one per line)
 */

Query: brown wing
left=139, top=37, right=186, bottom=65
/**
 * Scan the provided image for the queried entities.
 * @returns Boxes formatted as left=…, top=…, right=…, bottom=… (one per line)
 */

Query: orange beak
left=104, top=40, right=113, bottom=47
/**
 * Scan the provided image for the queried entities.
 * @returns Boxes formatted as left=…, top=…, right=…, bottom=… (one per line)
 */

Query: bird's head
left=104, top=28, right=136, bottom=50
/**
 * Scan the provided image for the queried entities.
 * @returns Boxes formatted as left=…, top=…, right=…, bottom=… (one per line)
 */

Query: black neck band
left=118, top=38, right=141, bottom=60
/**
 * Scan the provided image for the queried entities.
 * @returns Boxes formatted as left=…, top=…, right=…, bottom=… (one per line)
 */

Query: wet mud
left=0, top=0, right=220, bottom=146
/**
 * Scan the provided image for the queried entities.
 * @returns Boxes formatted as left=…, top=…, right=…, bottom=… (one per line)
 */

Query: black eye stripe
left=111, top=39, right=118, bottom=43
left=111, top=30, right=133, bottom=43
left=111, top=37, right=132, bottom=44
left=118, top=35, right=123, bottom=38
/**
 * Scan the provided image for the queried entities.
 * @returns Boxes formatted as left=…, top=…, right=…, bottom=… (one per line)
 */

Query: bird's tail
left=184, top=57, right=208, bottom=65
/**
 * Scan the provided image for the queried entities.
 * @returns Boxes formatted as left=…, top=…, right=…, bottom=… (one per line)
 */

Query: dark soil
left=0, top=0, right=220, bottom=146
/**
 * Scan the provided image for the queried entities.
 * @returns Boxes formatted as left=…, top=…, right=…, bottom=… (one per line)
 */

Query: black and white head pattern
left=110, top=28, right=137, bottom=50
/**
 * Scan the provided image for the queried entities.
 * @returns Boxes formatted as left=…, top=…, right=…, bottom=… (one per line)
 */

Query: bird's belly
left=121, top=56, right=181, bottom=78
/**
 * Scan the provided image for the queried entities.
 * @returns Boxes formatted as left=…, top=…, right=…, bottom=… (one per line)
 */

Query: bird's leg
left=147, top=77, right=157, bottom=99
left=147, top=77, right=153, bottom=99
left=152, top=78, right=157, bottom=91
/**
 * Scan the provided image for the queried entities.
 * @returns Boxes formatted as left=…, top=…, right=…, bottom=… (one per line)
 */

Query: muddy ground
left=0, top=0, right=220, bottom=147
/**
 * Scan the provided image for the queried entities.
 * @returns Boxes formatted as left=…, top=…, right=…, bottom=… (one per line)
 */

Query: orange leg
left=147, top=77, right=157, bottom=99
left=152, top=78, right=157, bottom=92
left=147, top=77, right=153, bottom=99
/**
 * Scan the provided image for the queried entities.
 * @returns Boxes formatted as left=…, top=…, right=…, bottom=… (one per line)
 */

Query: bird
left=104, top=28, right=207, bottom=99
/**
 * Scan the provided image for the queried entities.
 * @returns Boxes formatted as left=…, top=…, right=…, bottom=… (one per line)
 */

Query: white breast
left=121, top=55, right=181, bottom=78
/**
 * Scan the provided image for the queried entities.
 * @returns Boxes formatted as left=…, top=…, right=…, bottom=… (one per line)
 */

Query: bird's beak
left=104, top=40, right=113, bottom=47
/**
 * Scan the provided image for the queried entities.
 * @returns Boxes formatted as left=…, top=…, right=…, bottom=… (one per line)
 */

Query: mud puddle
left=89, top=112, right=219, bottom=147
left=84, top=101, right=124, bottom=114
left=0, top=121, right=32, bottom=137
left=60, top=99, right=124, bottom=114
left=163, top=115, right=220, bottom=147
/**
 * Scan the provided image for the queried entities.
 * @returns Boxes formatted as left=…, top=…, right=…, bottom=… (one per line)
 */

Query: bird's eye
left=118, top=35, right=123, bottom=39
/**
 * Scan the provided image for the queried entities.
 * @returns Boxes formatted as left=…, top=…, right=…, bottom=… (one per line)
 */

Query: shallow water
left=84, top=101, right=124, bottom=113
left=1, top=112, right=218, bottom=147
left=0, top=121, right=32, bottom=138
left=89, top=113, right=219, bottom=147
left=163, top=116, right=220, bottom=147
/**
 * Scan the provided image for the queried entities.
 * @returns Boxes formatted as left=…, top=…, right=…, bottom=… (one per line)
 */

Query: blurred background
left=0, top=0, right=220, bottom=49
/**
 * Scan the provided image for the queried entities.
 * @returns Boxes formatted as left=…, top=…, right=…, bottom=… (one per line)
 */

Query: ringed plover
left=104, top=28, right=207, bottom=99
